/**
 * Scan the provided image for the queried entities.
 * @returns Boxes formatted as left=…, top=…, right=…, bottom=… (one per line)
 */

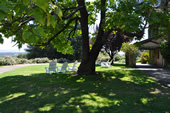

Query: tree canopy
left=0, top=0, right=169, bottom=74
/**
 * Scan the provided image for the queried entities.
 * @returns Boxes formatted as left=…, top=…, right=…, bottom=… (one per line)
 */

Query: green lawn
left=0, top=64, right=169, bottom=113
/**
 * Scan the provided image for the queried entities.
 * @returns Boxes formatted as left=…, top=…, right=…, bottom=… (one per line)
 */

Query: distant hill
left=0, top=52, right=26, bottom=58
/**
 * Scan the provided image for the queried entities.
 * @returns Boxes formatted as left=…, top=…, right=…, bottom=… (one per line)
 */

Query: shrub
left=160, top=40, right=170, bottom=65
left=32, top=58, right=50, bottom=63
left=17, top=53, right=27, bottom=58
left=140, top=52, right=149, bottom=64
left=114, top=55, right=121, bottom=61
left=57, top=58, right=69, bottom=63
left=2, top=56, right=16, bottom=65
left=15, top=58, right=29, bottom=64
left=0, top=59, right=3, bottom=66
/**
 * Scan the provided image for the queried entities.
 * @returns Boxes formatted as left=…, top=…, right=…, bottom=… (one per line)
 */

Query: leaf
left=22, top=0, right=30, bottom=6
left=47, top=13, right=51, bottom=26
left=50, top=15, right=56, bottom=28
left=0, top=34, right=3, bottom=44
left=23, top=31, right=32, bottom=41
left=56, top=7, right=63, bottom=19
left=0, top=10, right=6, bottom=21
left=33, top=27, right=45, bottom=36
left=109, top=0, right=115, bottom=5
left=29, top=35, right=37, bottom=43
left=33, top=8, right=46, bottom=25
left=35, top=0, right=49, bottom=12
left=0, top=4, right=9, bottom=13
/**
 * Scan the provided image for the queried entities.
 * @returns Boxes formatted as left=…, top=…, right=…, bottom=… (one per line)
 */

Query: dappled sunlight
left=0, top=65, right=170, bottom=112
left=0, top=92, right=26, bottom=104
left=149, top=88, right=161, bottom=94
left=101, top=69, right=157, bottom=85
left=62, top=93, right=122, bottom=113
left=29, top=94, right=36, bottom=98
left=38, top=104, right=55, bottom=112
left=140, top=97, right=154, bottom=105
left=76, top=77, right=86, bottom=83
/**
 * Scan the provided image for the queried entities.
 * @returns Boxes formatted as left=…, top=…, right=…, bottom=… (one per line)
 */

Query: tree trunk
left=77, top=30, right=112, bottom=75
left=77, top=49, right=100, bottom=75
left=77, top=0, right=110, bottom=75
left=125, top=53, right=129, bottom=66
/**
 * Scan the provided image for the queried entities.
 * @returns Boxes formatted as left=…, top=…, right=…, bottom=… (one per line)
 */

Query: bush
left=32, top=58, right=50, bottom=63
left=114, top=55, right=121, bottom=61
left=15, top=58, right=30, bottom=64
left=0, top=59, right=3, bottom=66
left=2, top=56, right=16, bottom=65
left=160, top=40, right=170, bottom=65
left=57, top=58, right=70, bottom=63
left=17, top=53, right=27, bottom=58
left=140, top=52, right=149, bottom=64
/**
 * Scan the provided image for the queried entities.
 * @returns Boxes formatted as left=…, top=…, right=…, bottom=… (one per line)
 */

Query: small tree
left=140, top=52, right=149, bottom=64
left=121, top=42, right=138, bottom=66
left=102, top=32, right=129, bottom=64
left=160, top=40, right=170, bottom=65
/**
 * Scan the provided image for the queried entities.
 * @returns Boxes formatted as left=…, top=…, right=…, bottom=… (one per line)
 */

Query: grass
left=0, top=64, right=170, bottom=113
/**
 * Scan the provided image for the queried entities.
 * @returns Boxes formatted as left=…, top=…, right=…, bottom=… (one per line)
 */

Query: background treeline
left=0, top=37, right=82, bottom=66
left=26, top=36, right=82, bottom=61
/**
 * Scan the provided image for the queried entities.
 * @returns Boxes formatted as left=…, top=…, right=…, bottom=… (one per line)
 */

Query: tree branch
left=3, top=16, right=34, bottom=34
left=40, top=17, right=80, bottom=46
left=67, top=19, right=78, bottom=41
left=62, top=6, right=83, bottom=20
left=14, top=17, right=34, bottom=33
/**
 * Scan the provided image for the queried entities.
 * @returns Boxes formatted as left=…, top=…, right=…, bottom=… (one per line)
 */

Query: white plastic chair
left=45, top=61, right=58, bottom=74
left=68, top=60, right=78, bottom=72
left=101, top=61, right=111, bottom=68
left=57, top=62, right=69, bottom=73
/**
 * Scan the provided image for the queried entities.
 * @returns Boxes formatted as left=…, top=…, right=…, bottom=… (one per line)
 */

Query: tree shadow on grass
left=0, top=70, right=169, bottom=113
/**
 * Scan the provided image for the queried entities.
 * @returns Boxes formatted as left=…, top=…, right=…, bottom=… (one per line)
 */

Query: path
left=135, top=63, right=170, bottom=88
left=0, top=63, right=47, bottom=74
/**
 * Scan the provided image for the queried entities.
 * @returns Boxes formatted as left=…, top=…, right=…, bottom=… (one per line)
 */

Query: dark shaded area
left=0, top=70, right=170, bottom=113
left=135, top=64, right=170, bottom=88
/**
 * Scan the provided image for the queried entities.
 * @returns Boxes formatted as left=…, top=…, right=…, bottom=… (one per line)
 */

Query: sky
left=0, top=37, right=27, bottom=52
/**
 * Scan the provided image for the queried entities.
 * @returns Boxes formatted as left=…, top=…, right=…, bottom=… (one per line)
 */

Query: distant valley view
left=0, top=52, right=26, bottom=58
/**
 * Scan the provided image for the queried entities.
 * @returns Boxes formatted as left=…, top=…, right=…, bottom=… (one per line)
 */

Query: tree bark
left=77, top=0, right=110, bottom=75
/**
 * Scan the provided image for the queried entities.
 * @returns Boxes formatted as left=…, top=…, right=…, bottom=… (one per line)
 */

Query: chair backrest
left=72, top=61, right=78, bottom=70
left=61, top=62, right=68, bottom=71
left=101, top=62, right=106, bottom=67
left=49, top=61, right=57, bottom=71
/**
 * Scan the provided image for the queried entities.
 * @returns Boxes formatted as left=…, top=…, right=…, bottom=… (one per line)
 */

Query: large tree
left=0, top=0, right=169, bottom=74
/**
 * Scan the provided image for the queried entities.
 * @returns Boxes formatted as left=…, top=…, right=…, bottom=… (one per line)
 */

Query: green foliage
left=57, top=58, right=70, bottom=63
left=1, top=56, right=16, bottom=65
left=32, top=57, right=50, bottom=63
left=0, top=34, right=3, bottom=44
left=0, top=0, right=168, bottom=50
left=0, top=59, right=3, bottom=66
left=160, top=40, right=170, bottom=65
left=114, top=54, right=121, bottom=61
left=140, top=52, right=149, bottom=64
left=0, top=0, right=75, bottom=54
left=17, top=53, right=27, bottom=59
left=121, top=42, right=138, bottom=55
left=26, top=36, right=82, bottom=61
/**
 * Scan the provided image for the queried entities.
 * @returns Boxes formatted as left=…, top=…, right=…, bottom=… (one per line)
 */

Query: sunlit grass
left=0, top=64, right=169, bottom=113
